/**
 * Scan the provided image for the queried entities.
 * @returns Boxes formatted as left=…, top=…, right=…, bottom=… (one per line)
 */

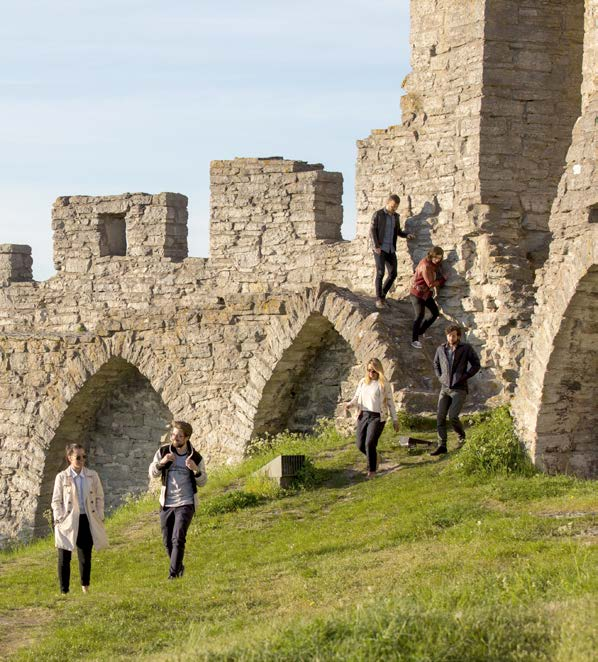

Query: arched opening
left=535, top=266, right=598, bottom=478
left=34, top=357, right=172, bottom=535
left=252, top=313, right=360, bottom=438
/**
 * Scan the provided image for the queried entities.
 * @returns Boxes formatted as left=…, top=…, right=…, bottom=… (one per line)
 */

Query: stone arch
left=514, top=239, right=598, bottom=478
left=532, top=265, right=598, bottom=477
left=33, top=351, right=174, bottom=536
left=252, top=312, right=359, bottom=437
left=237, top=285, right=397, bottom=444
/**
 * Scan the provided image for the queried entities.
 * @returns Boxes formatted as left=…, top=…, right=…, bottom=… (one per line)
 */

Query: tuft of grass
left=199, top=490, right=265, bottom=516
left=457, top=406, right=535, bottom=477
left=244, top=473, right=286, bottom=500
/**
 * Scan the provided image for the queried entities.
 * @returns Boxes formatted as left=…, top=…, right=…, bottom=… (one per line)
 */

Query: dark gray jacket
left=370, top=208, right=409, bottom=250
left=433, top=342, right=481, bottom=392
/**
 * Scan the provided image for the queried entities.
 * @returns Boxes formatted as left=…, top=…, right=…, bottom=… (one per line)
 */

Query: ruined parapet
left=0, top=244, right=33, bottom=285
left=209, top=157, right=343, bottom=271
left=52, top=192, right=188, bottom=274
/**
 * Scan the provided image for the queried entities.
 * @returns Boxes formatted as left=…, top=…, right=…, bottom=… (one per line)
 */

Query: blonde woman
left=51, top=444, right=108, bottom=594
left=344, top=358, right=399, bottom=477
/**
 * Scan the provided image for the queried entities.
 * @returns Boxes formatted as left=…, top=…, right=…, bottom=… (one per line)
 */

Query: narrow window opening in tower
left=99, top=214, right=127, bottom=256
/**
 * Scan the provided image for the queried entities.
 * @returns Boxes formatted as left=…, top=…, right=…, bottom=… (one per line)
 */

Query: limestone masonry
left=1, top=0, right=596, bottom=546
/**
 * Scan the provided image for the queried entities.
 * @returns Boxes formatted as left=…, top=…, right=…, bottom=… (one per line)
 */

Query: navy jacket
left=433, top=342, right=481, bottom=392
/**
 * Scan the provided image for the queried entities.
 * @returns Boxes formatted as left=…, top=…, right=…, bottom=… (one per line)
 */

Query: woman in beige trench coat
left=51, top=443, right=108, bottom=594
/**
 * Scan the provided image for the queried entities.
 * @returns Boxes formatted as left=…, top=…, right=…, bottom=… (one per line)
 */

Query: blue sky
left=0, top=1, right=410, bottom=280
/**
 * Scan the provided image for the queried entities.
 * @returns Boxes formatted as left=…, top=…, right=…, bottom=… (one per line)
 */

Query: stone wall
left=512, top=0, right=598, bottom=478
left=354, top=0, right=586, bottom=395
left=1, top=0, right=596, bottom=546
left=0, top=244, right=33, bottom=285
left=251, top=313, right=359, bottom=438
left=52, top=192, right=188, bottom=273
left=0, top=280, right=450, bottom=545
left=87, top=368, right=172, bottom=513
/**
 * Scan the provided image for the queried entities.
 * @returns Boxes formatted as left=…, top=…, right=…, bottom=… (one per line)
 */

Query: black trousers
left=160, top=504, right=195, bottom=577
left=410, top=294, right=440, bottom=341
left=437, top=387, right=467, bottom=445
left=57, top=514, right=93, bottom=593
left=356, top=411, right=386, bottom=472
left=374, top=250, right=398, bottom=300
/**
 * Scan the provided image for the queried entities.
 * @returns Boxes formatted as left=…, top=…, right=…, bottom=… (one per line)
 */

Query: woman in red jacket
left=410, top=246, right=446, bottom=348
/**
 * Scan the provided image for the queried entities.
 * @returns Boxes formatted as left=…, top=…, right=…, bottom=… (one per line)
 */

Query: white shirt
left=348, top=378, right=397, bottom=422
left=69, top=466, right=86, bottom=515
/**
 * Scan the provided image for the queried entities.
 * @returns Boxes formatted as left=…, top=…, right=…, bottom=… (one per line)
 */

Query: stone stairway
left=317, top=285, right=448, bottom=415
left=361, top=296, right=447, bottom=414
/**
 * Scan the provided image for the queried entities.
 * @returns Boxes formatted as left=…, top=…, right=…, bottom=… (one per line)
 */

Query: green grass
left=0, top=415, right=596, bottom=661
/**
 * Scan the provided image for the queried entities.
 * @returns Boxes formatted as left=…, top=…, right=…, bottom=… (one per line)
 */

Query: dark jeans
left=57, top=514, right=93, bottom=593
left=437, top=387, right=467, bottom=445
left=410, top=294, right=440, bottom=342
left=356, top=410, right=386, bottom=471
left=374, top=250, right=398, bottom=300
left=160, top=504, right=195, bottom=577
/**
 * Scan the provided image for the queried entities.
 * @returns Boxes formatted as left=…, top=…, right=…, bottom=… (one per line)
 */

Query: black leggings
left=356, top=411, right=386, bottom=472
left=410, top=294, right=440, bottom=341
left=57, top=514, right=93, bottom=593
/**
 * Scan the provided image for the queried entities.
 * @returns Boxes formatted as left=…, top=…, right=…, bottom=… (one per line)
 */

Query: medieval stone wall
left=354, top=0, right=587, bottom=395
left=1, top=0, right=596, bottom=546
left=512, top=0, right=598, bottom=478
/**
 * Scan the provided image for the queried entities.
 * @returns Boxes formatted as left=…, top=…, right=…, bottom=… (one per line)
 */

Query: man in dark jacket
left=149, top=420, right=207, bottom=579
left=370, top=194, right=415, bottom=309
left=431, top=325, right=481, bottom=455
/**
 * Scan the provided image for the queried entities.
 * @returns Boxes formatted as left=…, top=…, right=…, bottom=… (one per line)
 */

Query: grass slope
left=0, top=415, right=596, bottom=661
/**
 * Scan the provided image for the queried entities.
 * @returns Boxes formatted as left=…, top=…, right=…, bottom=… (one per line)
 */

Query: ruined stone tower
left=1, top=0, right=596, bottom=546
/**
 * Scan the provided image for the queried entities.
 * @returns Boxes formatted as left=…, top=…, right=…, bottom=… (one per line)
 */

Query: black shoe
left=430, top=445, right=447, bottom=456
left=177, top=564, right=185, bottom=578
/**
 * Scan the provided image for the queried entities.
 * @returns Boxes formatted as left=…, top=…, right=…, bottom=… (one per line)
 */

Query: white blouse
left=348, top=378, right=397, bottom=422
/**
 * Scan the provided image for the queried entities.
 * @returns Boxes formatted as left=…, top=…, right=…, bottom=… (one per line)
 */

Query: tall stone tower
left=356, top=0, right=585, bottom=390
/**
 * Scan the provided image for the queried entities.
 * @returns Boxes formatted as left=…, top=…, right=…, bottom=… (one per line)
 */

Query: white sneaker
left=411, top=341, right=423, bottom=349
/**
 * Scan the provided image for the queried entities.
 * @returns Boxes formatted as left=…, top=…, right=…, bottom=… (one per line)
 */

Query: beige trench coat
left=51, top=467, right=109, bottom=551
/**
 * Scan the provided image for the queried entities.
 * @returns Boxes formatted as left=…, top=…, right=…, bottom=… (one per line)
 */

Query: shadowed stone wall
left=512, top=0, right=598, bottom=477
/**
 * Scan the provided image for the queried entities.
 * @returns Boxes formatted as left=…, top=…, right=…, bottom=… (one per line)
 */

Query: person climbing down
left=370, top=194, right=415, bottom=309
left=344, top=358, right=399, bottom=478
left=430, top=324, right=481, bottom=456
left=410, top=246, right=447, bottom=349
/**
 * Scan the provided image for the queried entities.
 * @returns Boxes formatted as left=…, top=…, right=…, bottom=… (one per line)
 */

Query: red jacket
left=410, top=257, right=446, bottom=300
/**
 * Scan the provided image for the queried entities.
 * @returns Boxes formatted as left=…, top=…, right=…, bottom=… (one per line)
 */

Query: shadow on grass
left=316, top=466, right=368, bottom=489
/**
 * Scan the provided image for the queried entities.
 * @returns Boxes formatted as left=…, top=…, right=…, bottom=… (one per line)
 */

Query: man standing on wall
left=370, top=194, right=415, bottom=309
left=149, top=421, right=207, bottom=579
left=431, top=325, right=481, bottom=456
